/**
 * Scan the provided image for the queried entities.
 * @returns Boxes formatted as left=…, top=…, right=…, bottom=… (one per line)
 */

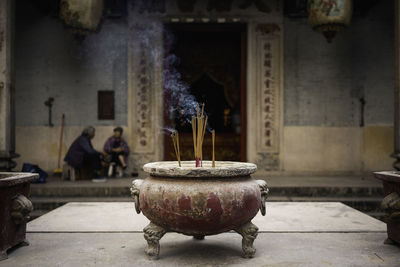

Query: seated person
left=104, top=127, right=130, bottom=171
left=64, top=126, right=105, bottom=181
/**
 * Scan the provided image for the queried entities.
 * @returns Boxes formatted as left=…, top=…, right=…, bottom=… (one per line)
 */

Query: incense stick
left=192, top=103, right=208, bottom=167
left=200, top=116, right=208, bottom=166
left=176, top=132, right=181, bottom=167
left=171, top=131, right=181, bottom=167
left=191, top=116, right=197, bottom=158
left=198, top=115, right=203, bottom=166
left=212, top=130, right=215, bottom=167
left=196, top=104, right=201, bottom=167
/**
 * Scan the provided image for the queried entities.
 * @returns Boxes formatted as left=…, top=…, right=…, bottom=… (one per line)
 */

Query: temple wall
left=282, top=126, right=393, bottom=174
left=15, top=2, right=128, bottom=127
left=284, top=5, right=394, bottom=127
left=282, top=0, right=394, bottom=174
left=13, top=0, right=395, bottom=174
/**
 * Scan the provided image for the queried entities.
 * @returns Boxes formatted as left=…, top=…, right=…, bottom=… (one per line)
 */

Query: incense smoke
left=163, top=54, right=200, bottom=119
left=128, top=21, right=212, bottom=134
left=162, top=30, right=213, bottom=133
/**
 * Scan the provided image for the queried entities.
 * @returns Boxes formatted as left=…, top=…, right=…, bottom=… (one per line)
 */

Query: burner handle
left=11, top=194, right=33, bottom=224
left=131, top=179, right=143, bottom=214
left=256, top=180, right=269, bottom=216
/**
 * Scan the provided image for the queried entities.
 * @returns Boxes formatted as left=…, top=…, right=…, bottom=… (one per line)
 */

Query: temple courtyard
left=1, top=202, right=399, bottom=266
left=1, top=173, right=398, bottom=266
left=2, top=0, right=400, bottom=265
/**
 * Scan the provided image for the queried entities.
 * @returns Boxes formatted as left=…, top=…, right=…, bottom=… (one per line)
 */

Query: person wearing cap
left=103, top=127, right=130, bottom=171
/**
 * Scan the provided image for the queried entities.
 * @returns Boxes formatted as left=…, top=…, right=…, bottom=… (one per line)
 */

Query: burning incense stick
left=212, top=130, right=215, bottom=167
left=191, top=116, right=197, bottom=158
left=192, top=103, right=207, bottom=167
left=171, top=131, right=181, bottom=167
left=176, top=132, right=181, bottom=166
left=200, top=115, right=208, bottom=166
left=197, top=105, right=201, bottom=166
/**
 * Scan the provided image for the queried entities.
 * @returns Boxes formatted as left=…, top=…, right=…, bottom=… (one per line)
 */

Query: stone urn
left=0, top=172, right=38, bottom=260
left=131, top=161, right=268, bottom=260
left=374, top=171, right=400, bottom=245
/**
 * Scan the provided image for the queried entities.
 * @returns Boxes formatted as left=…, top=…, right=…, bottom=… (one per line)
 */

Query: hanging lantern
left=308, top=0, right=353, bottom=43
left=60, top=0, right=104, bottom=35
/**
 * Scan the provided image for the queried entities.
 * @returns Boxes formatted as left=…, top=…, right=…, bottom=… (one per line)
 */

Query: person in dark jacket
left=64, top=126, right=104, bottom=180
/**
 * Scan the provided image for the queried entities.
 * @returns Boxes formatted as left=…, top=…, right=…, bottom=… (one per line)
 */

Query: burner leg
left=235, top=221, right=259, bottom=258
left=193, top=235, right=205, bottom=240
left=143, top=222, right=167, bottom=260
left=20, top=239, right=30, bottom=247
left=0, top=250, right=7, bottom=261
left=384, top=238, right=397, bottom=245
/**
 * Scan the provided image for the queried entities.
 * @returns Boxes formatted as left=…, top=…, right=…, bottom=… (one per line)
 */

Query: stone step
left=366, top=211, right=387, bottom=222
left=30, top=196, right=384, bottom=221
left=289, top=196, right=383, bottom=212
left=28, top=176, right=386, bottom=222
left=30, top=185, right=383, bottom=198
left=31, top=197, right=133, bottom=211
left=31, top=185, right=131, bottom=197
left=30, top=210, right=48, bottom=221
left=29, top=196, right=295, bottom=211
left=268, top=186, right=383, bottom=197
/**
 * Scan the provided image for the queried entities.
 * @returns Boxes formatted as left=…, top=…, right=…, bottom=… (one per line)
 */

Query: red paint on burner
left=178, top=194, right=192, bottom=211
left=206, top=193, right=223, bottom=220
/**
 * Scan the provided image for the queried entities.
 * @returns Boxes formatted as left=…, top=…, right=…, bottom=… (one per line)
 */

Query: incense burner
left=374, top=171, right=400, bottom=245
left=131, top=161, right=268, bottom=259
left=0, top=172, right=38, bottom=260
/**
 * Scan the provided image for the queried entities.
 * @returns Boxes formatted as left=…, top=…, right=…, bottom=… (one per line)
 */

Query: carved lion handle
left=256, top=180, right=269, bottom=216
left=131, top=179, right=143, bottom=214
left=381, top=192, right=400, bottom=219
left=11, top=194, right=33, bottom=224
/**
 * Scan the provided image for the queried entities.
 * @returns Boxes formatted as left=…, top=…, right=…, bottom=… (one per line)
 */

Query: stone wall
left=13, top=0, right=395, bottom=174
left=284, top=1, right=394, bottom=127
left=15, top=1, right=128, bottom=127
left=14, top=1, right=129, bottom=171
left=282, top=0, right=394, bottom=174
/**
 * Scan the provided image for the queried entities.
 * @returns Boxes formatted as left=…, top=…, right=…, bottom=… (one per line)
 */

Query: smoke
left=129, top=21, right=211, bottom=134
left=163, top=54, right=200, bottom=120
left=162, top=30, right=211, bottom=131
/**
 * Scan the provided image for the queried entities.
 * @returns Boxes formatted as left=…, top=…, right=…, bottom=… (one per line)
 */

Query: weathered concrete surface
left=27, top=202, right=386, bottom=233
left=1, top=232, right=399, bottom=267
left=1, top=202, right=396, bottom=266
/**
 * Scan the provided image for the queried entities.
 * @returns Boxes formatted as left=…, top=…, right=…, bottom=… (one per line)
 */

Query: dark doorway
left=163, top=24, right=246, bottom=162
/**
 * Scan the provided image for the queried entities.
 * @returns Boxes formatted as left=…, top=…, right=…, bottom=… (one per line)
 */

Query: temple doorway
left=163, top=24, right=247, bottom=162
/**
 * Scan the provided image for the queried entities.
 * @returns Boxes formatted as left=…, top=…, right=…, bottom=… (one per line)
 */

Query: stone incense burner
left=131, top=161, right=268, bottom=259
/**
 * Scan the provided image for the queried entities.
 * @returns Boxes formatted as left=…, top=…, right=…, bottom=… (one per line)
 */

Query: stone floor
left=2, top=202, right=399, bottom=266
